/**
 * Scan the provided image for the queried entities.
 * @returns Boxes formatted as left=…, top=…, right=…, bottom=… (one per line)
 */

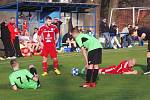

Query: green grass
left=0, top=46, right=150, bottom=100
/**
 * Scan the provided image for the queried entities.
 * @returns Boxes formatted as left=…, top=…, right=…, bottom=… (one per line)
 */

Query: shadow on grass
left=0, top=84, right=9, bottom=89
left=135, top=64, right=146, bottom=72
left=48, top=64, right=63, bottom=72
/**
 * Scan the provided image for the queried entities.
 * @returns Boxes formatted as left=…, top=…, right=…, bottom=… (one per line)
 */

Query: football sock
left=92, top=69, right=99, bottom=83
left=42, top=62, right=48, bottom=72
left=86, top=69, right=93, bottom=83
left=147, top=58, right=150, bottom=72
left=53, top=58, right=58, bottom=69
left=30, top=67, right=40, bottom=86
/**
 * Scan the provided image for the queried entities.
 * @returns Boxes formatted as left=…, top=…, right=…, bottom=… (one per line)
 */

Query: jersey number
left=17, top=75, right=31, bottom=84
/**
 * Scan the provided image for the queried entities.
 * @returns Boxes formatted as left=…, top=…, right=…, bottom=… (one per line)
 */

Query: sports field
left=1, top=46, right=150, bottom=100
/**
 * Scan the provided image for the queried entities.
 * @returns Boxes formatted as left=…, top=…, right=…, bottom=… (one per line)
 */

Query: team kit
left=9, top=16, right=150, bottom=90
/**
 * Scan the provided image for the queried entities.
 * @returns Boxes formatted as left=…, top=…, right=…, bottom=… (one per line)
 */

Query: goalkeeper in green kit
left=71, top=27, right=102, bottom=88
left=9, top=59, right=40, bottom=91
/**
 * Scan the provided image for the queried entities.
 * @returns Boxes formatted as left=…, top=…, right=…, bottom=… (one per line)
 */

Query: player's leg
left=42, top=56, right=48, bottom=76
left=91, top=48, right=102, bottom=87
left=50, top=46, right=61, bottom=75
left=41, top=46, right=49, bottom=76
left=81, top=64, right=93, bottom=88
left=99, top=65, right=117, bottom=74
left=29, top=65, right=40, bottom=87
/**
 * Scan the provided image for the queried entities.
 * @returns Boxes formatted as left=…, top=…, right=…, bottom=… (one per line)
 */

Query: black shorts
left=88, top=48, right=102, bottom=65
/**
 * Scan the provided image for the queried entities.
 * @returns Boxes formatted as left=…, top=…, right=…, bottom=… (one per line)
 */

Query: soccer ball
left=71, top=68, right=79, bottom=76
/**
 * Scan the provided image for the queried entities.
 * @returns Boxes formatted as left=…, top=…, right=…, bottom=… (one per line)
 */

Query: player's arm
left=25, top=69, right=38, bottom=81
left=55, top=26, right=60, bottom=44
left=9, top=76, right=18, bottom=91
left=55, top=32, right=59, bottom=44
left=123, top=70, right=138, bottom=75
left=80, top=47, right=88, bottom=67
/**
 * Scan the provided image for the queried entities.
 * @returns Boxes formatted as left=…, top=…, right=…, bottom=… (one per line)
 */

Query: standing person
left=9, top=59, right=40, bottom=91
left=130, top=27, right=150, bottom=74
left=109, top=23, right=121, bottom=49
left=7, top=17, right=22, bottom=57
left=71, top=27, right=103, bottom=88
left=0, top=21, right=14, bottom=59
left=100, top=18, right=110, bottom=48
left=38, top=16, right=61, bottom=76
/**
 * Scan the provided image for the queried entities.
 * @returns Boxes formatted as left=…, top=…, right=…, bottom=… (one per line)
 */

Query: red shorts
left=41, top=44, right=57, bottom=58
left=100, top=65, right=118, bottom=74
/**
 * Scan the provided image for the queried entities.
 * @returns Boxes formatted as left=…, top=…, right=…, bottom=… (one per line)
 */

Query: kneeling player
left=99, top=59, right=138, bottom=75
left=71, top=27, right=103, bottom=88
left=9, top=59, right=40, bottom=91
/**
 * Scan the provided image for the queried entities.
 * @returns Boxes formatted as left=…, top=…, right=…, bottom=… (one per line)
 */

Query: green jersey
left=9, top=69, right=37, bottom=89
left=75, top=33, right=102, bottom=52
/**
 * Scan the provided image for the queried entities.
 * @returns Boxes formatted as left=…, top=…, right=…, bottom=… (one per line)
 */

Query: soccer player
left=99, top=59, right=138, bottom=75
left=130, top=27, right=150, bottom=74
left=38, top=16, right=61, bottom=76
left=9, top=59, right=40, bottom=91
left=71, top=27, right=102, bottom=88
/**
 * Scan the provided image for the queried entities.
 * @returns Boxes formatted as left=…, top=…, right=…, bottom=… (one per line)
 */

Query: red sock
left=53, top=58, right=58, bottom=69
left=42, top=62, right=48, bottom=72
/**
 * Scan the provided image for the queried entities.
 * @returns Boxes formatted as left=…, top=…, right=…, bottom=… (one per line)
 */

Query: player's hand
left=85, top=64, right=89, bottom=69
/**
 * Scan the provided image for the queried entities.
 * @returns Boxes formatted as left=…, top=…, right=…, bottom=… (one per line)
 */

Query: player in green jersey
left=9, top=59, right=40, bottom=91
left=71, top=27, right=103, bottom=88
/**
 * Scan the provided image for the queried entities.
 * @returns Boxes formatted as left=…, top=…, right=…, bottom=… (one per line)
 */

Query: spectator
left=121, top=25, right=132, bottom=48
left=52, top=17, right=63, bottom=30
left=62, top=32, right=77, bottom=52
left=109, top=22, right=121, bottom=49
left=7, top=17, right=22, bottom=57
left=0, top=21, right=15, bottom=59
left=32, top=28, right=39, bottom=43
left=86, top=28, right=95, bottom=36
left=100, top=18, right=110, bottom=48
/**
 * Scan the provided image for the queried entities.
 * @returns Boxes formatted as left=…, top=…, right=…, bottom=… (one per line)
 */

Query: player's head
left=10, top=17, right=16, bottom=24
left=45, top=16, right=52, bottom=26
left=34, top=28, right=38, bottom=33
left=71, top=27, right=80, bottom=38
left=128, top=59, right=136, bottom=67
left=10, top=59, right=19, bottom=70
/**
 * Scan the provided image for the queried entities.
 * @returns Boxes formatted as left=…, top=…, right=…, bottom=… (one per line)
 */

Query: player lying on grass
left=99, top=59, right=138, bottom=75
left=9, top=59, right=40, bottom=91
left=71, top=27, right=103, bottom=88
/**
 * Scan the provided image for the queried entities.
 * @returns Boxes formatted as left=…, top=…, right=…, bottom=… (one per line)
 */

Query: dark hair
left=71, top=27, right=79, bottom=33
left=34, top=28, right=38, bottom=30
left=10, top=17, right=15, bottom=20
left=45, top=16, right=52, bottom=20
left=10, top=59, right=17, bottom=66
left=129, top=29, right=137, bottom=35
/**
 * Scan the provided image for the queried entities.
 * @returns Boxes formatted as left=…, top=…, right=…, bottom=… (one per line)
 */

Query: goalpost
left=109, top=7, right=150, bottom=30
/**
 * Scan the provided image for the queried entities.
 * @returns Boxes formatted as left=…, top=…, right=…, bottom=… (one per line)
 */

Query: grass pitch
left=0, top=46, right=150, bottom=100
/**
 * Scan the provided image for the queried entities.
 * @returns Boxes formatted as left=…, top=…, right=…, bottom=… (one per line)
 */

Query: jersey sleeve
left=38, top=26, right=44, bottom=36
left=75, top=37, right=83, bottom=48
left=9, top=75, right=15, bottom=86
left=24, top=69, right=34, bottom=79
left=54, top=26, right=59, bottom=34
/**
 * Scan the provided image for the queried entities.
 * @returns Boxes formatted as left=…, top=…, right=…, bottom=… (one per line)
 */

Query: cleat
left=80, top=83, right=90, bottom=88
left=144, top=71, right=150, bottom=75
left=54, top=69, right=61, bottom=75
left=41, top=72, right=48, bottom=76
left=90, top=82, right=96, bottom=88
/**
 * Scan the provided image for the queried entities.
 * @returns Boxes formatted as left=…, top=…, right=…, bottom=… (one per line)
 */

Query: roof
left=0, top=1, right=98, bottom=12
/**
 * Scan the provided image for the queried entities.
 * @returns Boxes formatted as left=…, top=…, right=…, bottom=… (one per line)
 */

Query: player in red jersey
left=38, top=16, right=61, bottom=76
left=99, top=59, right=138, bottom=74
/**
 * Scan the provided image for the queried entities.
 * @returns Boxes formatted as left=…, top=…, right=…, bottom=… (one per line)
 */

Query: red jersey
left=7, top=22, right=18, bottom=43
left=115, top=60, right=133, bottom=74
left=38, top=24, right=59, bottom=45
